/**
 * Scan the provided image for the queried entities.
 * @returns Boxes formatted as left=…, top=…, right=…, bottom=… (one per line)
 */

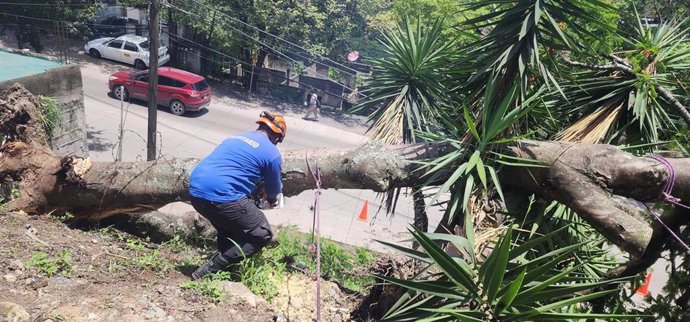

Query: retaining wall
left=0, top=64, right=89, bottom=157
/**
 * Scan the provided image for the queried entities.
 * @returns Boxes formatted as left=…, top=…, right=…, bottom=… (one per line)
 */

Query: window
left=192, top=80, right=209, bottom=91
left=123, top=42, right=138, bottom=52
left=171, top=79, right=187, bottom=88
left=107, top=40, right=123, bottom=49
left=158, top=76, right=174, bottom=87
left=134, top=74, right=148, bottom=83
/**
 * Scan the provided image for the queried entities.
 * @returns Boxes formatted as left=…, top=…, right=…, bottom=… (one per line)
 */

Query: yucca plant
left=354, top=19, right=457, bottom=145
left=461, top=0, right=616, bottom=93
left=554, top=14, right=690, bottom=144
left=419, top=76, right=546, bottom=218
left=517, top=200, right=623, bottom=281
left=377, top=224, right=637, bottom=321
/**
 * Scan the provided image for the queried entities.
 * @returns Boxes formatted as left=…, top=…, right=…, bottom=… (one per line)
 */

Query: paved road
left=78, top=56, right=443, bottom=252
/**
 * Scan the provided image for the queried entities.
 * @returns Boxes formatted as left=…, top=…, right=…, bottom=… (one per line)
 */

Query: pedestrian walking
left=304, top=89, right=320, bottom=121
left=188, top=111, right=287, bottom=280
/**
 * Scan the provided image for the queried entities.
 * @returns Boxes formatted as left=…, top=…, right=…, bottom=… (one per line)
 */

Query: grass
left=270, top=227, right=376, bottom=292
left=177, top=227, right=377, bottom=303
left=38, top=96, right=61, bottom=142
left=233, top=226, right=376, bottom=299
left=90, top=227, right=375, bottom=304
left=180, top=279, right=226, bottom=303
left=25, top=250, right=73, bottom=277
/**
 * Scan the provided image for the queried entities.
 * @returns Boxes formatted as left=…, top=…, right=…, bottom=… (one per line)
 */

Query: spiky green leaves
left=379, top=226, right=638, bottom=321
left=355, top=19, right=457, bottom=144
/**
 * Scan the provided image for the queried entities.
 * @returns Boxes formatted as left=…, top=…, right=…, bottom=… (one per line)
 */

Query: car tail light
left=189, top=91, right=200, bottom=98
left=109, top=76, right=117, bottom=81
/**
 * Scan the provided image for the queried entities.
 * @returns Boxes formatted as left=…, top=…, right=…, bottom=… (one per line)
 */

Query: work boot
left=191, top=251, right=230, bottom=280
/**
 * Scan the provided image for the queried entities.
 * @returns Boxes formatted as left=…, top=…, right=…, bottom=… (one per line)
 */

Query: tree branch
left=560, top=53, right=690, bottom=127
left=656, top=85, right=690, bottom=126
left=559, top=52, right=633, bottom=73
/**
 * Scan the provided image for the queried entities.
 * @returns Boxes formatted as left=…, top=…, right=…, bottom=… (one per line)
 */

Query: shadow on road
left=104, top=92, right=210, bottom=118
left=86, top=127, right=114, bottom=153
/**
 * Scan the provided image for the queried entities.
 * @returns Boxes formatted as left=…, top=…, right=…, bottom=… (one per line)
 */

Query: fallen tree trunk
left=4, top=137, right=689, bottom=256
left=2, top=84, right=689, bottom=277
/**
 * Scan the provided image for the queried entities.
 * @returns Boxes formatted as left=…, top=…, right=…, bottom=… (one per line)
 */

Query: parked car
left=108, top=67, right=212, bottom=116
left=90, top=16, right=129, bottom=38
left=84, top=34, right=170, bottom=70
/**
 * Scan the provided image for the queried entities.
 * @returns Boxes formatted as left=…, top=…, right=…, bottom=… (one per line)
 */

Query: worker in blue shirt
left=189, top=111, right=287, bottom=280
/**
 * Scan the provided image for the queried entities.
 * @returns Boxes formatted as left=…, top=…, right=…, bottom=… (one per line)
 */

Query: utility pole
left=147, top=0, right=160, bottom=161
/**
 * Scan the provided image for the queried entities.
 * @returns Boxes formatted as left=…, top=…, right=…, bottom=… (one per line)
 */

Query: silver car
left=84, top=34, right=170, bottom=70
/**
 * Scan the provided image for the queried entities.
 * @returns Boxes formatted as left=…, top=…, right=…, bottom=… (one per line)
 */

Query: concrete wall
left=0, top=64, right=89, bottom=157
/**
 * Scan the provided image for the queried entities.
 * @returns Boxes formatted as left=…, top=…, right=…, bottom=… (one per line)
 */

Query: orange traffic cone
left=636, top=272, right=652, bottom=296
left=358, top=200, right=369, bottom=222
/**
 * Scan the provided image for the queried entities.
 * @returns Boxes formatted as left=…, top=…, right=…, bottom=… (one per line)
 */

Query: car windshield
left=139, top=40, right=149, bottom=50
left=192, top=80, right=209, bottom=91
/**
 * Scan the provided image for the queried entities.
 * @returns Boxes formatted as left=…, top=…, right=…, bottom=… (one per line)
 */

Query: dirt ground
left=0, top=212, right=369, bottom=322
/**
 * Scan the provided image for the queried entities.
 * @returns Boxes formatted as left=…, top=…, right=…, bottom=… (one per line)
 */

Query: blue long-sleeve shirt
left=189, top=131, right=283, bottom=203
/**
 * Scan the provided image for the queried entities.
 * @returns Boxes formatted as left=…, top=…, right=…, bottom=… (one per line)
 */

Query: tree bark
left=4, top=136, right=690, bottom=258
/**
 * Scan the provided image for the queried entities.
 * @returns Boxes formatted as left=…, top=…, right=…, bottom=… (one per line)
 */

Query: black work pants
left=191, top=196, right=273, bottom=264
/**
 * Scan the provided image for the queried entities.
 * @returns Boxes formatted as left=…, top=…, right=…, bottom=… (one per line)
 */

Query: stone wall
left=0, top=64, right=88, bottom=157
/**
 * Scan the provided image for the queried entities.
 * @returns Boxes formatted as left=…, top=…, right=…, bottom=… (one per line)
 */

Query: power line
left=166, top=3, right=361, bottom=94
left=1, top=0, right=362, bottom=75
left=0, top=12, right=135, bottom=29
left=185, top=0, right=360, bottom=75
left=0, top=2, right=110, bottom=6
left=165, top=31, right=359, bottom=99
left=0, top=7, right=362, bottom=99
left=166, top=4, right=304, bottom=68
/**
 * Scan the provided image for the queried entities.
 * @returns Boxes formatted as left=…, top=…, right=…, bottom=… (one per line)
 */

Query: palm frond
left=556, top=102, right=624, bottom=143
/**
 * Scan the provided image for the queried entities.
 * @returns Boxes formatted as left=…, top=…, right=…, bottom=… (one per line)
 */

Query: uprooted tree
left=1, top=84, right=687, bottom=281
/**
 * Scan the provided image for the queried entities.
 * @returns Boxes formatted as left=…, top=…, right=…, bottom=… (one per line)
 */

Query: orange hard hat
left=256, top=111, right=287, bottom=142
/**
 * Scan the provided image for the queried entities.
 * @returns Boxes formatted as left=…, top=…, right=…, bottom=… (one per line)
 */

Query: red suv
left=108, top=67, right=211, bottom=115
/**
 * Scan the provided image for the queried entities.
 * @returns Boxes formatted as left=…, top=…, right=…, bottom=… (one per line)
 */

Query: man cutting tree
left=188, top=111, right=287, bottom=280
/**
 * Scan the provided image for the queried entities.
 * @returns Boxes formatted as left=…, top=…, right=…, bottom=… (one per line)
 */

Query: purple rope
left=648, top=156, right=690, bottom=254
left=305, top=153, right=322, bottom=322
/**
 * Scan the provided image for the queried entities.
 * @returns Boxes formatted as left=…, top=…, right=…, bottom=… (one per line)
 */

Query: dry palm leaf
left=556, top=102, right=624, bottom=144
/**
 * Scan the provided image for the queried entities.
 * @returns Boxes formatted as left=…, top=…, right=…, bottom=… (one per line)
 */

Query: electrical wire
left=1, top=0, right=363, bottom=77
left=165, top=3, right=362, bottom=95
left=0, top=2, right=114, bottom=6
left=184, top=0, right=360, bottom=75
left=165, top=32, right=353, bottom=99
left=0, top=7, right=361, bottom=99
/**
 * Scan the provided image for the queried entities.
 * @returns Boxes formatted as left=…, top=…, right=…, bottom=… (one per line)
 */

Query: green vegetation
left=50, top=211, right=74, bottom=223
left=38, top=96, right=61, bottom=143
left=231, top=227, right=375, bottom=299
left=123, top=238, right=174, bottom=273
left=381, top=226, right=639, bottom=321
left=180, top=279, right=226, bottom=303
left=0, top=187, right=20, bottom=205
left=356, top=0, right=690, bottom=320
left=179, top=227, right=375, bottom=303
left=25, top=250, right=73, bottom=277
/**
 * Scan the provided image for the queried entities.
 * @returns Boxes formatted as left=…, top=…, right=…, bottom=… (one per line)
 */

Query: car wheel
left=111, top=85, right=129, bottom=101
left=169, top=100, right=186, bottom=116
left=134, top=59, right=146, bottom=70
left=89, top=49, right=101, bottom=59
